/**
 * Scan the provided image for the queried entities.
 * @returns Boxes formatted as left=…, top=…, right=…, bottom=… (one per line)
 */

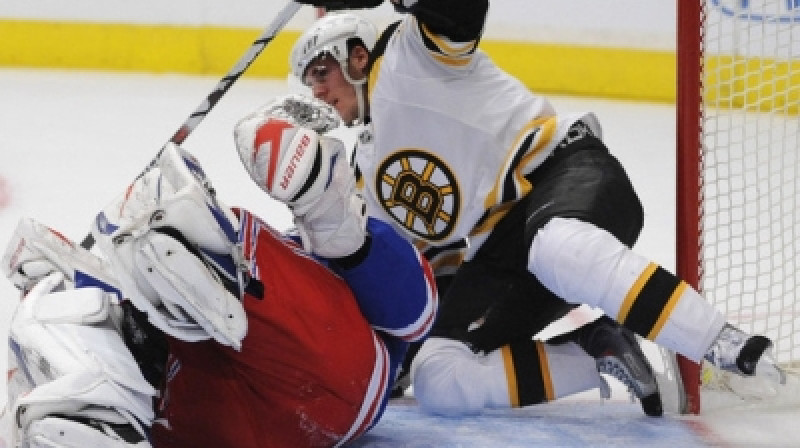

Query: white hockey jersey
left=355, top=15, right=601, bottom=273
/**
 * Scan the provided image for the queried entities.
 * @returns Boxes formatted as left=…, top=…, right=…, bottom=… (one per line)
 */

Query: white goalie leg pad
left=149, top=143, right=239, bottom=255
left=93, top=143, right=239, bottom=255
left=528, top=217, right=725, bottom=361
left=25, top=416, right=152, bottom=448
left=92, top=143, right=247, bottom=349
left=128, top=230, right=247, bottom=350
left=9, top=273, right=155, bottom=446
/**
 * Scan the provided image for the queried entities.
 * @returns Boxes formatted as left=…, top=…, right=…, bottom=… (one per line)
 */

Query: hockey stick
left=80, top=1, right=302, bottom=249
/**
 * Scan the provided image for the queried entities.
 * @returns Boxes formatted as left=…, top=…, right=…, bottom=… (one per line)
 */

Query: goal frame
left=675, top=0, right=800, bottom=414
left=675, top=0, right=704, bottom=415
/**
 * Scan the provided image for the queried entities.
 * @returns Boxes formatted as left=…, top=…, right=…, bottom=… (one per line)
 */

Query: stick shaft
left=80, top=2, right=302, bottom=250
left=170, top=1, right=302, bottom=145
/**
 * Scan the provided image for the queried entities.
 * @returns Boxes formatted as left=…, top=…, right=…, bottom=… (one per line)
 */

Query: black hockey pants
left=431, top=125, right=645, bottom=353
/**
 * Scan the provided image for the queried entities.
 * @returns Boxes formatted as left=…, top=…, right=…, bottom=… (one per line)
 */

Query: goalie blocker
left=234, top=93, right=368, bottom=259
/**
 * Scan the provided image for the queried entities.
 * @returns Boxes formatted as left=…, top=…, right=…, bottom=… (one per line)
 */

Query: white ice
left=1, top=68, right=798, bottom=447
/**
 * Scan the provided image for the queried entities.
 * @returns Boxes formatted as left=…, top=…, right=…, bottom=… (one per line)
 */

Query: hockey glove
left=235, top=102, right=367, bottom=258
left=254, top=93, right=341, bottom=135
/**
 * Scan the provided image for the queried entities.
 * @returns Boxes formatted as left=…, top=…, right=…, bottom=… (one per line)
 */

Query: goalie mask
left=92, top=143, right=248, bottom=350
left=289, top=12, right=377, bottom=125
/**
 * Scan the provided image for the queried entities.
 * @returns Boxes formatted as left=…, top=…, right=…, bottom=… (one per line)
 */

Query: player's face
left=303, top=54, right=360, bottom=124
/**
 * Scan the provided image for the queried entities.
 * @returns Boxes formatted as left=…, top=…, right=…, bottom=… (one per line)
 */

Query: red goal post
left=676, top=0, right=704, bottom=416
left=676, top=0, right=799, bottom=414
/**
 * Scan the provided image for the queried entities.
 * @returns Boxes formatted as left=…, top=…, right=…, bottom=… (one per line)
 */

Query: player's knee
left=411, top=337, right=486, bottom=416
left=528, top=217, right=651, bottom=312
left=529, top=217, right=626, bottom=307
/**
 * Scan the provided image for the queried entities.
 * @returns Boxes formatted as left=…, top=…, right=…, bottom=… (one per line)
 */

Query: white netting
left=699, top=0, right=800, bottom=373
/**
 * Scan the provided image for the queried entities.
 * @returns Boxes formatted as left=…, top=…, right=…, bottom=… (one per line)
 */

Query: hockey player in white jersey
left=279, top=0, right=786, bottom=417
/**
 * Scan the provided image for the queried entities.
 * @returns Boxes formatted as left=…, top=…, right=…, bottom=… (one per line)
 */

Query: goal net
left=676, top=0, right=799, bottom=413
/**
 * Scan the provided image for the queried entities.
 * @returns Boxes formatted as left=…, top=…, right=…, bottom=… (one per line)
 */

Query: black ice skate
left=577, top=317, right=663, bottom=417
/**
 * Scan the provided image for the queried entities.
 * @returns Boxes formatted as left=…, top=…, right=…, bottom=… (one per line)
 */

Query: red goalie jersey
left=151, top=210, right=437, bottom=448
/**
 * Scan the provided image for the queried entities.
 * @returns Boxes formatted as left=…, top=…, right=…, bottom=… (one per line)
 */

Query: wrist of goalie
left=293, top=195, right=368, bottom=259
left=331, top=235, right=372, bottom=269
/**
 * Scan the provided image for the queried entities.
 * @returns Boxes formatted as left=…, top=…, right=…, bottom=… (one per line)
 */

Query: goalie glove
left=253, top=93, right=341, bottom=135
left=235, top=101, right=367, bottom=258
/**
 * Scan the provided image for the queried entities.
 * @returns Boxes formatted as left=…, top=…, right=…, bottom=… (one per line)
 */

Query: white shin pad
left=93, top=143, right=247, bottom=350
left=9, top=276, right=155, bottom=447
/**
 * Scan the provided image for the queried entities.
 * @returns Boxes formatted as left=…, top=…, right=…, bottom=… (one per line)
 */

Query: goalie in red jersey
left=2, top=98, right=436, bottom=447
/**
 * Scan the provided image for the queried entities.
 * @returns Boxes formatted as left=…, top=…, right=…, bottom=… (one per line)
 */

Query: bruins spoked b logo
left=375, top=149, right=460, bottom=242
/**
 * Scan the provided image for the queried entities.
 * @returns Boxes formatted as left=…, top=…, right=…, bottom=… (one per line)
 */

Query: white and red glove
left=234, top=94, right=366, bottom=258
